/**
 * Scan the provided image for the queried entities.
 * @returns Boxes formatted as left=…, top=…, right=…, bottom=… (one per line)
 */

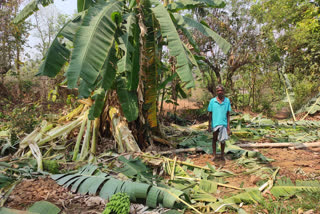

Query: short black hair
left=216, top=84, right=224, bottom=91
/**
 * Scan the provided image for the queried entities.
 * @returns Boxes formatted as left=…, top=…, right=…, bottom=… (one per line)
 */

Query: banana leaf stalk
left=72, top=114, right=88, bottom=161
left=23, top=115, right=85, bottom=158
left=58, top=104, right=84, bottom=122
left=18, top=128, right=40, bottom=150
left=18, top=121, right=53, bottom=155
left=171, top=156, right=177, bottom=180
left=174, top=176, right=242, bottom=190
left=279, top=65, right=296, bottom=121
left=285, top=88, right=296, bottom=121
left=109, top=107, right=125, bottom=153
left=33, top=121, right=54, bottom=143
left=29, top=143, right=43, bottom=171
left=142, top=154, right=211, bottom=171
left=262, top=167, right=280, bottom=193
left=80, top=119, right=92, bottom=161
left=37, top=115, right=85, bottom=147
left=89, top=118, right=100, bottom=162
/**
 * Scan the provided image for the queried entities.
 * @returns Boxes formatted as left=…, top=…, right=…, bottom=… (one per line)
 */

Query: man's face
left=216, top=88, right=224, bottom=97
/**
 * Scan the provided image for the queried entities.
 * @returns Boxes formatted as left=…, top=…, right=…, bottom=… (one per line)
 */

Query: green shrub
left=11, top=104, right=41, bottom=134
left=293, top=79, right=318, bottom=110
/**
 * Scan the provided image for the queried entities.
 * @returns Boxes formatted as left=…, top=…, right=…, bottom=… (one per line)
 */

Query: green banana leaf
left=60, top=13, right=85, bottom=42
left=28, top=201, right=60, bottom=214
left=77, top=0, right=95, bottom=12
left=168, top=0, right=225, bottom=12
left=151, top=0, right=195, bottom=88
left=270, top=178, right=320, bottom=198
left=0, top=207, right=37, bottom=214
left=117, top=13, right=136, bottom=75
left=51, top=164, right=185, bottom=209
left=296, top=92, right=320, bottom=115
left=66, top=0, right=123, bottom=88
left=116, top=156, right=153, bottom=184
left=174, top=14, right=231, bottom=54
left=37, top=24, right=71, bottom=77
left=37, top=12, right=83, bottom=77
left=100, top=48, right=117, bottom=92
left=13, top=0, right=53, bottom=24
left=88, top=87, right=106, bottom=120
left=116, top=77, right=139, bottom=122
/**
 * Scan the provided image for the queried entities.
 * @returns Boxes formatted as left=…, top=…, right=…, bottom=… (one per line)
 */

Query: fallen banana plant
left=51, top=164, right=190, bottom=209
left=14, top=102, right=143, bottom=167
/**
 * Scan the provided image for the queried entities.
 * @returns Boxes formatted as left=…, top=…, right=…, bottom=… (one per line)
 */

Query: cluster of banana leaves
left=1, top=151, right=320, bottom=213
left=173, top=112, right=320, bottom=148
left=232, top=113, right=320, bottom=143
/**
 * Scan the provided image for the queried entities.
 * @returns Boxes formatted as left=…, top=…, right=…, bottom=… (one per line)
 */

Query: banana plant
left=14, top=0, right=231, bottom=149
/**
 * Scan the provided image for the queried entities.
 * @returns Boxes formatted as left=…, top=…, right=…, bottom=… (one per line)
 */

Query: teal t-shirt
left=207, top=97, right=231, bottom=128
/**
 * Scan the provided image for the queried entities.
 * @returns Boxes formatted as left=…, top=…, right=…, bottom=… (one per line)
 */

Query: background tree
left=192, top=0, right=259, bottom=101
left=0, top=0, right=30, bottom=96
left=33, top=5, right=69, bottom=59
left=251, top=0, right=320, bottom=110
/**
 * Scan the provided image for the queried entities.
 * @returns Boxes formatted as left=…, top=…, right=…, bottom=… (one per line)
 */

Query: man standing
left=208, top=85, right=231, bottom=161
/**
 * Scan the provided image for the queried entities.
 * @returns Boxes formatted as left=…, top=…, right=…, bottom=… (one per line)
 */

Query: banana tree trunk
left=109, top=107, right=141, bottom=152
left=136, top=1, right=160, bottom=148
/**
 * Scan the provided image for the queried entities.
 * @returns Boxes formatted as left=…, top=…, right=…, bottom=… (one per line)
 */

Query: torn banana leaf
left=51, top=164, right=186, bottom=209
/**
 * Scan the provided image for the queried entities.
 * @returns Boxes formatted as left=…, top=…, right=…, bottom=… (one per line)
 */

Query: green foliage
left=292, top=77, right=318, bottom=110
left=0, top=174, right=14, bottom=189
left=0, top=159, right=38, bottom=189
left=102, top=192, right=130, bottom=214
left=1, top=0, right=31, bottom=76
left=10, top=104, right=41, bottom=134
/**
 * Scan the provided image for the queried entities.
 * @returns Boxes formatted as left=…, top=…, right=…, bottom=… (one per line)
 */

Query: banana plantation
left=0, top=0, right=320, bottom=213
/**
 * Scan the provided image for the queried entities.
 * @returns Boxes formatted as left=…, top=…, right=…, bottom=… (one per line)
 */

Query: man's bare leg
left=212, top=130, right=218, bottom=161
left=221, top=141, right=226, bottom=161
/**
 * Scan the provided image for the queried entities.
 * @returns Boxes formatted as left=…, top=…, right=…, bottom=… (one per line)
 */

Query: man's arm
left=227, top=111, right=230, bottom=134
left=208, top=112, right=212, bottom=132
